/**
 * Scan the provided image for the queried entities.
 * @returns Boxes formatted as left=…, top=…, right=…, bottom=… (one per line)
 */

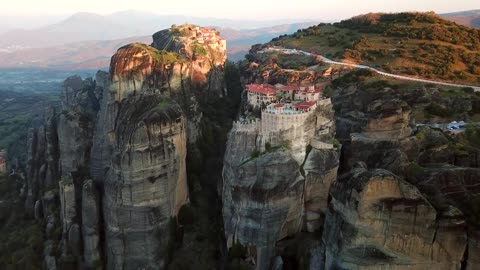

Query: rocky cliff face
left=23, top=74, right=103, bottom=269
left=334, top=86, right=414, bottom=174
left=151, top=25, right=226, bottom=91
left=322, top=165, right=467, bottom=270
left=102, top=94, right=188, bottom=269
left=109, top=43, right=189, bottom=99
left=222, top=102, right=340, bottom=269
left=327, top=75, right=480, bottom=270
left=21, top=24, right=227, bottom=269
left=221, top=66, right=480, bottom=269
left=19, top=23, right=480, bottom=270
left=25, top=107, right=59, bottom=217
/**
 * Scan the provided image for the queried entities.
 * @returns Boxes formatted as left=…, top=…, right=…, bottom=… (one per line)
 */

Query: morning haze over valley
left=1, top=1, right=480, bottom=270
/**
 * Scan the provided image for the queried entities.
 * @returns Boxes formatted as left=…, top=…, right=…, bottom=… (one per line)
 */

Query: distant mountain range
left=215, top=23, right=318, bottom=60
left=0, top=10, right=317, bottom=50
left=441, top=10, right=480, bottom=28
left=0, top=10, right=318, bottom=69
left=265, top=12, right=480, bottom=85
left=0, top=36, right=152, bottom=69
left=1, top=9, right=478, bottom=69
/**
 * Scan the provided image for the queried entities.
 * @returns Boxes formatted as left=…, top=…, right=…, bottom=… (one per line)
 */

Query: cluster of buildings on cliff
left=188, top=26, right=226, bottom=49
left=242, top=83, right=331, bottom=135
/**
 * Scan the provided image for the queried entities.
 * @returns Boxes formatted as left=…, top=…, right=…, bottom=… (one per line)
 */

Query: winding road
left=273, top=47, right=480, bottom=92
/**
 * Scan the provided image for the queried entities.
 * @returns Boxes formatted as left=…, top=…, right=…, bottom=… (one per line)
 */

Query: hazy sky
left=2, top=0, right=479, bottom=20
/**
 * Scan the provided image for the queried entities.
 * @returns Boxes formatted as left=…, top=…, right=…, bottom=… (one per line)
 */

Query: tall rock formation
left=22, top=24, right=226, bottom=269
left=81, top=179, right=102, bottom=268
left=102, top=94, right=188, bottom=269
left=222, top=100, right=339, bottom=269
left=152, top=24, right=226, bottom=92
left=328, top=75, right=480, bottom=270
left=25, top=106, right=59, bottom=217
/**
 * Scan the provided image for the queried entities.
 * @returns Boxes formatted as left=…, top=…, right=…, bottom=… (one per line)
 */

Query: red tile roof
left=281, top=85, right=298, bottom=91
left=274, top=103, right=284, bottom=108
left=294, top=101, right=316, bottom=110
left=200, top=29, right=214, bottom=34
left=247, top=84, right=276, bottom=95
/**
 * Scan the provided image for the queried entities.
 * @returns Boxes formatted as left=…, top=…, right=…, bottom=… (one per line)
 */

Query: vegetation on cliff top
left=130, top=43, right=187, bottom=64
left=329, top=69, right=480, bottom=122
left=268, top=12, right=480, bottom=85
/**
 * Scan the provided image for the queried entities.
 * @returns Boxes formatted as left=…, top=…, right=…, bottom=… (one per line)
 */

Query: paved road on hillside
left=276, top=47, right=480, bottom=91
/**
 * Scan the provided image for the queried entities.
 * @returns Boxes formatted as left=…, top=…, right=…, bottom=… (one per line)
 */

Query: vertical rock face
left=56, top=75, right=101, bottom=267
left=222, top=102, right=339, bottom=269
left=87, top=25, right=224, bottom=268
left=303, top=147, right=340, bottom=232
left=223, top=149, right=304, bottom=269
left=337, top=98, right=414, bottom=174
left=25, top=107, right=59, bottom=216
left=89, top=71, right=111, bottom=180
left=151, top=25, right=226, bottom=91
left=467, top=231, right=480, bottom=270
left=109, top=43, right=190, bottom=99
left=322, top=166, right=467, bottom=270
left=58, top=76, right=99, bottom=177
left=82, top=179, right=101, bottom=268
left=102, top=95, right=188, bottom=270
left=25, top=124, right=47, bottom=214
left=22, top=24, right=226, bottom=268
left=59, top=177, right=78, bottom=255
left=91, top=37, right=196, bottom=269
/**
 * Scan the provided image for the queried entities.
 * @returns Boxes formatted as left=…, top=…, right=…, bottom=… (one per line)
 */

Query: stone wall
left=261, top=110, right=311, bottom=136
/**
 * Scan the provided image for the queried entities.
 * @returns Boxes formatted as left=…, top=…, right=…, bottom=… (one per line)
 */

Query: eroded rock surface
left=22, top=24, right=227, bottom=269
left=222, top=101, right=339, bottom=269
left=322, top=167, right=467, bottom=270
left=102, top=95, right=188, bottom=269
left=81, top=179, right=101, bottom=268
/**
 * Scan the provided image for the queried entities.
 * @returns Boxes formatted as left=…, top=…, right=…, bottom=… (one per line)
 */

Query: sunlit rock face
left=109, top=43, right=191, bottom=100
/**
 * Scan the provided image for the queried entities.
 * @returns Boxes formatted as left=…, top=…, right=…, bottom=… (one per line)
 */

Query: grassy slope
left=269, top=12, right=480, bottom=85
